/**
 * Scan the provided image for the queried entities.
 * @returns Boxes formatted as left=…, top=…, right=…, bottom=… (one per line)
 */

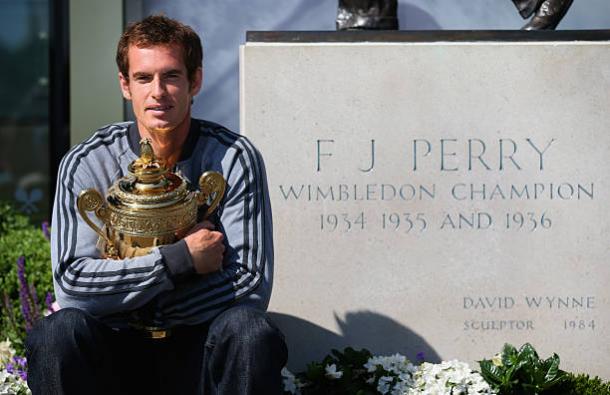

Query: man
left=26, top=15, right=287, bottom=395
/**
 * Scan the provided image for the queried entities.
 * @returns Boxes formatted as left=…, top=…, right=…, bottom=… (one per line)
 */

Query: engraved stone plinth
left=240, top=32, right=610, bottom=378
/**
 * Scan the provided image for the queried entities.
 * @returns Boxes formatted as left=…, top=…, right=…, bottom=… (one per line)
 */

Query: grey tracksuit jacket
left=51, top=118, right=273, bottom=328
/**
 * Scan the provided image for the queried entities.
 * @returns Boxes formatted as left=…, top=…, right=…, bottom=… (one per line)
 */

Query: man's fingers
left=183, top=220, right=226, bottom=274
left=212, top=230, right=224, bottom=243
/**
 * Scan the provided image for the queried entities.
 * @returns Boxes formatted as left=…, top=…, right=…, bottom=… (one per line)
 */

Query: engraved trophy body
left=78, top=139, right=225, bottom=259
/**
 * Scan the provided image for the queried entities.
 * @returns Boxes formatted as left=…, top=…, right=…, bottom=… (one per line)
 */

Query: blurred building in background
left=0, top=0, right=65, bottom=223
left=1, top=0, right=609, bottom=221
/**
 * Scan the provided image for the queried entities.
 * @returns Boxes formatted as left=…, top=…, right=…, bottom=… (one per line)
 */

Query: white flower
left=364, top=354, right=416, bottom=376
left=0, top=339, right=15, bottom=368
left=491, top=353, right=503, bottom=367
left=377, top=376, right=394, bottom=394
left=281, top=367, right=300, bottom=394
left=391, top=379, right=412, bottom=395
left=363, top=353, right=417, bottom=394
left=408, top=360, right=495, bottom=395
left=0, top=366, right=31, bottom=395
left=324, top=363, right=343, bottom=379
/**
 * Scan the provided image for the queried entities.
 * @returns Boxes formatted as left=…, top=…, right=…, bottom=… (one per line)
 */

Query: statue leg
left=512, top=0, right=546, bottom=18
left=522, top=0, right=575, bottom=30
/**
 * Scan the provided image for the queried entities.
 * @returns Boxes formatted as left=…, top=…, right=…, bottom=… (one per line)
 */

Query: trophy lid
left=107, top=139, right=190, bottom=209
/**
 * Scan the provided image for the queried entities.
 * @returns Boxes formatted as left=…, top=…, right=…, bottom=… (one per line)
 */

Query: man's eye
left=136, top=76, right=151, bottom=83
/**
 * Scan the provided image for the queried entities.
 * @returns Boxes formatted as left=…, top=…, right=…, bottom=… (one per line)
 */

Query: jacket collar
left=128, top=119, right=199, bottom=162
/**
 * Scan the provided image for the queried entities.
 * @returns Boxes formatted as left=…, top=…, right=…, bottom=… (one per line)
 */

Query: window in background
left=0, top=0, right=69, bottom=223
left=0, top=0, right=50, bottom=223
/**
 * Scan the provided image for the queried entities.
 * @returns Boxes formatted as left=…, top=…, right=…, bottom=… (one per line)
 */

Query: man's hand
left=184, top=221, right=225, bottom=274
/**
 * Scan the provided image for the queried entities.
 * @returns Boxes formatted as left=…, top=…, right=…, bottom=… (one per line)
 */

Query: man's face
left=118, top=44, right=202, bottom=135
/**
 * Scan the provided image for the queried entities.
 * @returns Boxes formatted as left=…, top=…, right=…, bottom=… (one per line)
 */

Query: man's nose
left=151, top=77, right=167, bottom=98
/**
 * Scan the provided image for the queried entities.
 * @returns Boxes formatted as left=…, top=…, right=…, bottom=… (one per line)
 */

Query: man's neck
left=137, top=116, right=191, bottom=168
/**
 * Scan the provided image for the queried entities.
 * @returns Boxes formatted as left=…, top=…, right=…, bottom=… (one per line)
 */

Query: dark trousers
left=25, top=306, right=288, bottom=395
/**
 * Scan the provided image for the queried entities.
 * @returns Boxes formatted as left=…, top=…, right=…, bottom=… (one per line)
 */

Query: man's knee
left=26, top=307, right=103, bottom=355
left=209, top=306, right=286, bottom=349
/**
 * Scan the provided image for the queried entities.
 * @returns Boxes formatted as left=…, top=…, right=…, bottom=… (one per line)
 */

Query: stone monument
left=240, top=31, right=610, bottom=378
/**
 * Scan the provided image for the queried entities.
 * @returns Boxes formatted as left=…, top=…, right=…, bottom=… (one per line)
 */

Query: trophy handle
left=77, top=189, right=113, bottom=247
left=197, top=171, right=226, bottom=219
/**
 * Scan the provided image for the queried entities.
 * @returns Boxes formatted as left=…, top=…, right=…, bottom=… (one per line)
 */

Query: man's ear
left=190, top=67, right=203, bottom=97
left=118, top=72, right=132, bottom=100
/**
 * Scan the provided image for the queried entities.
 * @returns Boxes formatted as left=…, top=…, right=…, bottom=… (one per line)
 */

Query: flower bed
left=281, top=344, right=610, bottom=395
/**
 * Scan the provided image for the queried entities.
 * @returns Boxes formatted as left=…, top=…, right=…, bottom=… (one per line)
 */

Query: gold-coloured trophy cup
left=78, top=138, right=225, bottom=259
left=76, top=139, right=226, bottom=338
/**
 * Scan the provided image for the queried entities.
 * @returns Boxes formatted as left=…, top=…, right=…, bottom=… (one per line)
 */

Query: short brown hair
left=116, top=15, right=203, bottom=84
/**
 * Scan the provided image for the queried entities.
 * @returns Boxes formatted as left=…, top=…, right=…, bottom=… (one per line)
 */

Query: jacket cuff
left=159, top=239, right=195, bottom=278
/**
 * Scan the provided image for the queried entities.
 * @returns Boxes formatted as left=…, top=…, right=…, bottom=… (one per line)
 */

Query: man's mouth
left=147, top=105, right=173, bottom=112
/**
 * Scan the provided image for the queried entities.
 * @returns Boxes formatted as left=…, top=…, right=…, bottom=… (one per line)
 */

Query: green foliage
left=0, top=202, right=30, bottom=236
left=0, top=202, right=53, bottom=355
left=548, top=373, right=610, bottom=395
left=296, top=347, right=377, bottom=395
left=479, top=343, right=565, bottom=395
